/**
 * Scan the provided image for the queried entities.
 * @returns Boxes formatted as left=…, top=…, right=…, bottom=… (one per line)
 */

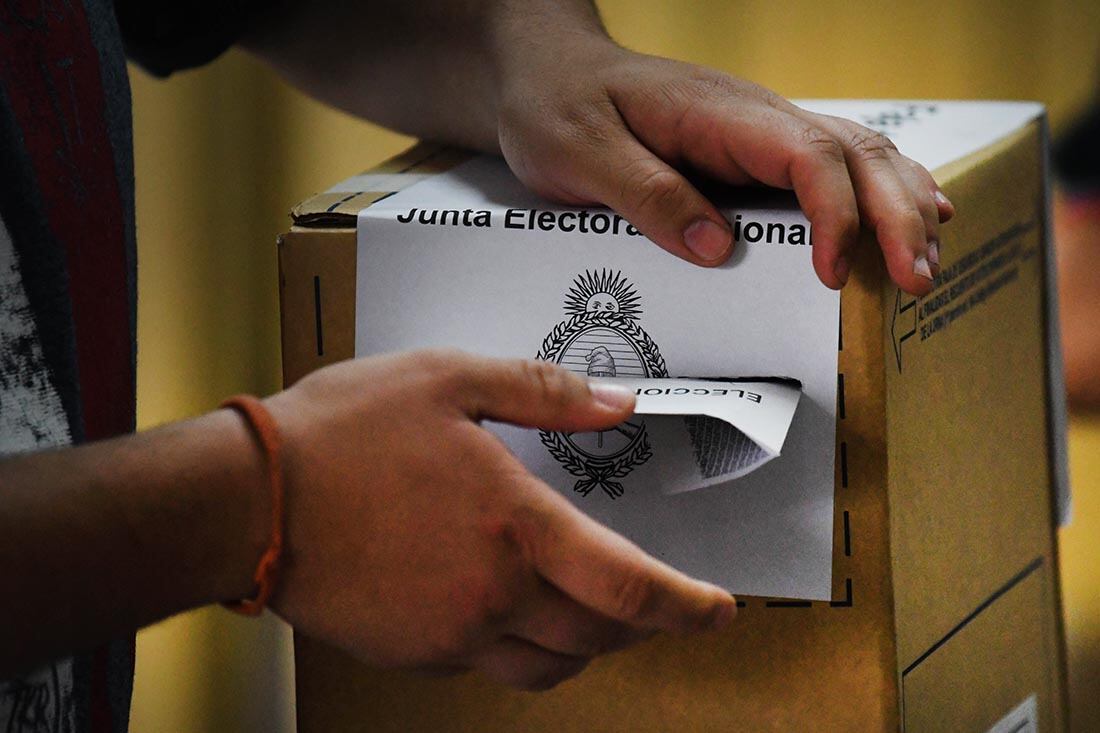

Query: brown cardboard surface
left=279, top=127, right=1066, bottom=730
left=885, top=123, right=1058, bottom=670
left=902, top=565, right=1060, bottom=731
left=277, top=228, right=355, bottom=386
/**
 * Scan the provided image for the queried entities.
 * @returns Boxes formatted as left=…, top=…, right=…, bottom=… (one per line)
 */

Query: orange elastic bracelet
left=220, top=395, right=284, bottom=617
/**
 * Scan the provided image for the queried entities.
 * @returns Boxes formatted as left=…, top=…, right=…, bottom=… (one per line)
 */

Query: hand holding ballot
left=264, top=350, right=736, bottom=691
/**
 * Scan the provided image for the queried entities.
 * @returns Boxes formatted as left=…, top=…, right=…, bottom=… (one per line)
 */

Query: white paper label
left=986, top=694, right=1038, bottom=733
left=355, top=157, right=838, bottom=600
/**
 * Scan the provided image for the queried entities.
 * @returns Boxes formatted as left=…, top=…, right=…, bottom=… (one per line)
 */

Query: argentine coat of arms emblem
left=536, top=270, right=668, bottom=498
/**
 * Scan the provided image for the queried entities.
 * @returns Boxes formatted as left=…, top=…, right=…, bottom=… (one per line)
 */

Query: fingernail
left=833, top=256, right=851, bottom=286
left=933, top=190, right=955, bottom=222
left=927, top=241, right=940, bottom=274
left=914, top=256, right=934, bottom=281
left=683, top=219, right=732, bottom=262
left=588, top=380, right=635, bottom=411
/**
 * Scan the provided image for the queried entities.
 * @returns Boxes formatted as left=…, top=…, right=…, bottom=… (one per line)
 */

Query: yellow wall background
left=128, top=1, right=1100, bottom=730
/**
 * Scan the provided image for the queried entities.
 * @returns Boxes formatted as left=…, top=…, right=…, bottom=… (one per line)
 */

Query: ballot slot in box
left=278, top=100, right=1068, bottom=731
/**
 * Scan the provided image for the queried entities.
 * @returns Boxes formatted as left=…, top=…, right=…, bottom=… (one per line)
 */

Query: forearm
left=241, top=0, right=609, bottom=152
left=0, top=409, right=267, bottom=678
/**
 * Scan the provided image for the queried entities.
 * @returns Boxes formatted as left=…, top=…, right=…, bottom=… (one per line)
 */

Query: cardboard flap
left=291, top=144, right=471, bottom=227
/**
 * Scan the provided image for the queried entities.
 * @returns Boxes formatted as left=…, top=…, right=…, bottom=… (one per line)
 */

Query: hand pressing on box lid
left=242, top=0, right=951, bottom=296
left=493, top=43, right=952, bottom=296
left=263, top=350, right=735, bottom=691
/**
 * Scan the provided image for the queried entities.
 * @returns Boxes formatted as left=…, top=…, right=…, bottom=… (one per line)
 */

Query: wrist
left=174, top=408, right=274, bottom=607
left=217, top=396, right=288, bottom=615
left=485, top=1, right=619, bottom=117
left=489, top=0, right=609, bottom=44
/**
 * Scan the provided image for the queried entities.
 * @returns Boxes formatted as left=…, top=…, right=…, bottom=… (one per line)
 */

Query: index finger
left=661, top=98, right=862, bottom=290
left=511, top=480, right=736, bottom=634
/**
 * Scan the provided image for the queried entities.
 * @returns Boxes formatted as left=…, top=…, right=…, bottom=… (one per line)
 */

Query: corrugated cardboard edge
left=1038, top=116, right=1072, bottom=526
left=1039, top=110, right=1074, bottom=724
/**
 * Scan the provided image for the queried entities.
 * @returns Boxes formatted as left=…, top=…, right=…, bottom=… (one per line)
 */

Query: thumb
left=514, top=481, right=737, bottom=634
left=564, top=131, right=734, bottom=267
left=456, top=356, right=635, bottom=432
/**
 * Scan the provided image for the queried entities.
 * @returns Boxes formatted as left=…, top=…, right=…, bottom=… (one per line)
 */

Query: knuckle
left=684, top=70, right=740, bottom=100
left=877, top=205, right=925, bottom=238
left=906, top=157, right=937, bottom=183
left=610, top=567, right=661, bottom=624
left=681, top=69, right=771, bottom=108
left=796, top=127, right=846, bottom=166
left=911, top=185, right=938, bottom=218
left=517, top=359, right=575, bottom=410
left=844, top=128, right=897, bottom=162
left=917, top=197, right=939, bottom=228
left=754, top=85, right=790, bottom=111
left=624, top=164, right=687, bottom=214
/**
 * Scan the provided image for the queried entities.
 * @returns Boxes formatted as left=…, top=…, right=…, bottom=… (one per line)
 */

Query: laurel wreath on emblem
left=536, top=312, right=667, bottom=380
left=537, top=303, right=667, bottom=499
left=538, top=429, right=652, bottom=499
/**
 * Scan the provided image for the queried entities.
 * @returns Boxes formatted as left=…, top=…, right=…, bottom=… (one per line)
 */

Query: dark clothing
left=115, top=0, right=275, bottom=77
left=0, top=2, right=267, bottom=730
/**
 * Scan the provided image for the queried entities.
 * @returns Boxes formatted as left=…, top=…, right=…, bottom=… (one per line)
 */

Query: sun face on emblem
left=537, top=270, right=667, bottom=499
left=564, top=269, right=642, bottom=317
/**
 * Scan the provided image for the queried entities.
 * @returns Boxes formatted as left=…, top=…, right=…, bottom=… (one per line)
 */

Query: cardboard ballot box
left=278, top=102, right=1068, bottom=731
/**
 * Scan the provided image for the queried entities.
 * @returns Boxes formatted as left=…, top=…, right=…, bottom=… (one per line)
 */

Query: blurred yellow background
left=127, top=1, right=1100, bottom=730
